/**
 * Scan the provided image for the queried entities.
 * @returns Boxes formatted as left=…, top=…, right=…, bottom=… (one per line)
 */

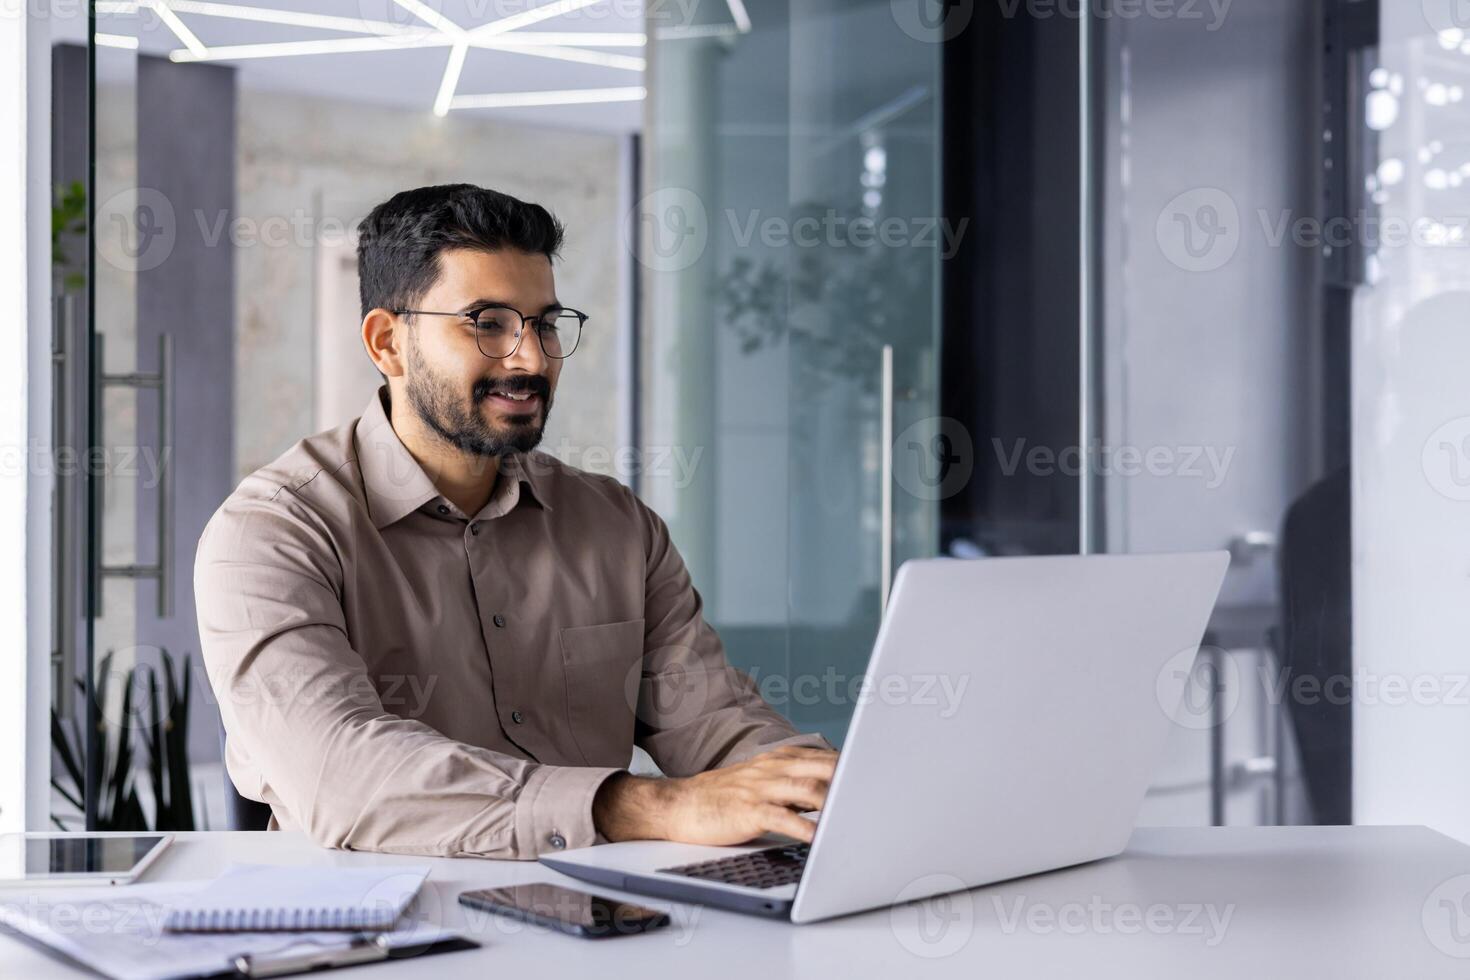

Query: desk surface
left=2, top=825, right=1467, bottom=979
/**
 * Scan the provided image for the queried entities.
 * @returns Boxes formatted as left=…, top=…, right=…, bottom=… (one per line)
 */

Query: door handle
left=91, top=333, right=174, bottom=618
left=880, top=344, right=894, bottom=616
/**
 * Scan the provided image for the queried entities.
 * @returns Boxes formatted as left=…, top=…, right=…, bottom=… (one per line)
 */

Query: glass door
left=641, top=0, right=943, bottom=746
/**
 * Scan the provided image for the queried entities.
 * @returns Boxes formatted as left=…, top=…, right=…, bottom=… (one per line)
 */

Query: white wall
left=1, top=4, right=53, bottom=832
left=1353, top=7, right=1470, bottom=844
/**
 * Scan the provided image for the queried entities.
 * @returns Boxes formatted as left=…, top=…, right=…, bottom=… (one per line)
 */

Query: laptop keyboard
left=658, top=844, right=810, bottom=890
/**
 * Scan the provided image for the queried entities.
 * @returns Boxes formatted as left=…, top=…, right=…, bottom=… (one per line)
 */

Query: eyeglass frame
left=391, top=304, right=589, bottom=360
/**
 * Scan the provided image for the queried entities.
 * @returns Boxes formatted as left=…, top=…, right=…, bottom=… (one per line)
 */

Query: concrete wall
left=233, top=88, right=627, bottom=484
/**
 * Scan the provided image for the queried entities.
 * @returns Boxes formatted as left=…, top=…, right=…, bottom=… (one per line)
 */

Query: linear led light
left=168, top=35, right=420, bottom=61
left=451, top=85, right=646, bottom=109
left=653, top=23, right=742, bottom=40
left=434, top=41, right=470, bottom=117
left=469, top=0, right=608, bottom=38
left=393, top=0, right=467, bottom=39
left=169, top=32, right=644, bottom=71
left=473, top=39, right=644, bottom=70
left=151, top=0, right=208, bottom=58
left=95, top=32, right=141, bottom=49
left=725, top=0, right=753, bottom=34
left=482, top=32, right=646, bottom=47
left=164, top=0, right=418, bottom=36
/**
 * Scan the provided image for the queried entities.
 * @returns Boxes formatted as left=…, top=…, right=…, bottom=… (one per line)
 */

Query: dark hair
left=356, top=183, right=565, bottom=319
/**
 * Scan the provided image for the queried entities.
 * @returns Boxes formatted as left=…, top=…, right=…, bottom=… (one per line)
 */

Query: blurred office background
left=32, top=0, right=1470, bottom=846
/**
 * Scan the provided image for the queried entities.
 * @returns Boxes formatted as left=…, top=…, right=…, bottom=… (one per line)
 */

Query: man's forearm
left=590, top=746, right=836, bottom=847
left=592, top=772, right=674, bottom=842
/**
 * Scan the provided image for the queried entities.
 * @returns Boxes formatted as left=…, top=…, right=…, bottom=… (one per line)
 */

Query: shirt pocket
left=559, top=618, right=646, bottom=767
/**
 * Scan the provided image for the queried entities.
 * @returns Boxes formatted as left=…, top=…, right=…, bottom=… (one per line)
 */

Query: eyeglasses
left=393, top=305, right=588, bottom=359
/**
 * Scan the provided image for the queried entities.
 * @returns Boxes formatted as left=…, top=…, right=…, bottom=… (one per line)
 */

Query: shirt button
left=470, top=522, right=481, bottom=536
left=436, top=505, right=449, bottom=515
left=548, top=834, right=566, bottom=850
left=493, top=614, right=506, bottom=628
left=511, top=710, right=524, bottom=724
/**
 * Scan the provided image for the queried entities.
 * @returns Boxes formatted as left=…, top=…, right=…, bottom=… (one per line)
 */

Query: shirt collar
left=355, top=386, right=552, bottom=530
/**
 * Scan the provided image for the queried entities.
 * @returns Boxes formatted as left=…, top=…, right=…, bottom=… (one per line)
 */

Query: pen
left=232, top=932, right=390, bottom=978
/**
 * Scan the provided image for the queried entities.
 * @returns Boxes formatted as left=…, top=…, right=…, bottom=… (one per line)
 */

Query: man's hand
left=593, top=745, right=838, bottom=846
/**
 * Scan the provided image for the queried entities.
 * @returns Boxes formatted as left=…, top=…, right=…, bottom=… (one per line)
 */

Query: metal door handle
left=880, top=344, right=894, bottom=616
left=91, top=333, right=174, bottom=618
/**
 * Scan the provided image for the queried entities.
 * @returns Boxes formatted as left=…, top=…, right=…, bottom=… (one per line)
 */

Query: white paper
left=0, top=880, right=456, bottom=980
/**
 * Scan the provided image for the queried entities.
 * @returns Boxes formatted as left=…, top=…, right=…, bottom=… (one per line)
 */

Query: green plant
left=51, top=649, right=197, bottom=832
left=52, top=179, right=86, bottom=293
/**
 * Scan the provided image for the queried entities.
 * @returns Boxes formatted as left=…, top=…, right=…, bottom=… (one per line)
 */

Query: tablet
left=0, top=833, right=173, bottom=886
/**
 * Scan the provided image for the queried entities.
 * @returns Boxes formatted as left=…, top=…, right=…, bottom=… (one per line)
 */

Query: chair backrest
left=217, top=724, right=275, bottom=831
left=1278, top=466, right=1352, bottom=824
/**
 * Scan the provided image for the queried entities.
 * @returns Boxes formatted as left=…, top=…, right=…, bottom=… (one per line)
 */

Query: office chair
left=1277, top=466, right=1353, bottom=824
left=217, top=724, right=275, bottom=831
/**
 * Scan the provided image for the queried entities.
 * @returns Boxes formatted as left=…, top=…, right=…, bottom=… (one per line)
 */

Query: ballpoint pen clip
left=232, top=932, right=390, bottom=978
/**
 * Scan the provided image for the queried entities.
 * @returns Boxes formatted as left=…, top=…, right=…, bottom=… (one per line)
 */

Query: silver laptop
left=541, top=551, right=1229, bottom=924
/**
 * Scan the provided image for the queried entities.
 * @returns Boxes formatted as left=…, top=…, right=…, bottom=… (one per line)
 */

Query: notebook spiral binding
left=164, top=905, right=399, bottom=932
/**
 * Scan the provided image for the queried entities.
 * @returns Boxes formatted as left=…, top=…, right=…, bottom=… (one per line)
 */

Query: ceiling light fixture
left=94, top=32, right=142, bottom=49
left=451, top=85, right=647, bottom=109
left=100, top=0, right=682, bottom=118
left=151, top=0, right=208, bottom=58
left=434, top=40, right=470, bottom=116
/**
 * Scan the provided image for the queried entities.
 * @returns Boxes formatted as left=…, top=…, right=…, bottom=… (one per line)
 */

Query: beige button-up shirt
left=195, top=387, right=826, bottom=859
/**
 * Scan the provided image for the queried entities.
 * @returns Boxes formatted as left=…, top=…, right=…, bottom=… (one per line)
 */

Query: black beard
left=404, top=346, right=553, bottom=458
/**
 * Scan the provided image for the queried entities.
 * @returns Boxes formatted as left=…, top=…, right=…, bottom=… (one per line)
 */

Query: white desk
left=2, top=825, right=1467, bottom=978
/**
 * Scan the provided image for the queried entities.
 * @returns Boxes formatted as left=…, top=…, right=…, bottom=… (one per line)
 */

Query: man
left=195, top=184, right=836, bottom=860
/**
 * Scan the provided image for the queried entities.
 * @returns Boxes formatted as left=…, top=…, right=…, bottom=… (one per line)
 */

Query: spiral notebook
left=160, top=863, right=431, bottom=933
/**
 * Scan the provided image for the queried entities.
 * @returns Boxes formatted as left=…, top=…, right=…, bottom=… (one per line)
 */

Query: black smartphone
left=458, top=883, right=670, bottom=938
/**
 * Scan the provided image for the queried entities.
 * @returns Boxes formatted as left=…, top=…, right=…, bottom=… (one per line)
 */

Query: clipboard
left=218, top=931, right=481, bottom=979
left=0, top=881, right=481, bottom=980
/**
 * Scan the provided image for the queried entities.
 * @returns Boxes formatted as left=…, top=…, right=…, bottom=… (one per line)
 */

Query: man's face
left=400, top=247, right=563, bottom=458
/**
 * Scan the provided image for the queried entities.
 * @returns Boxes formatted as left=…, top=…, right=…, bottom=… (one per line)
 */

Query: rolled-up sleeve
left=628, top=496, right=834, bottom=775
left=194, top=492, right=621, bottom=859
